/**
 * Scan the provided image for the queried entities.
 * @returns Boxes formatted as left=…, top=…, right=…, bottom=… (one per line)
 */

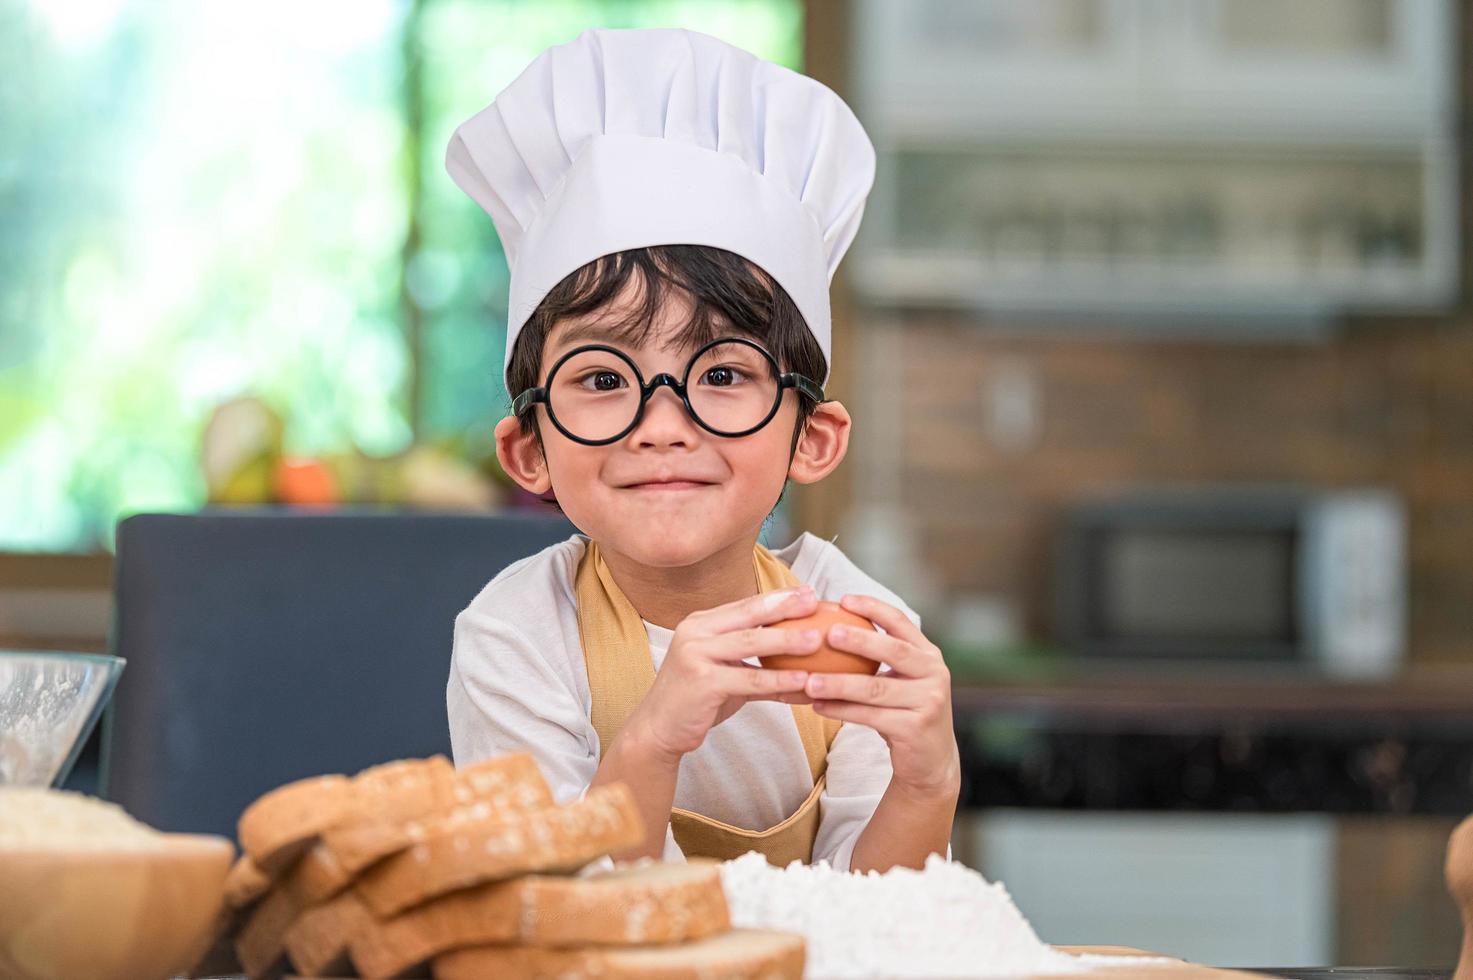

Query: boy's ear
left=787, top=400, right=850, bottom=485
left=494, top=415, right=552, bottom=494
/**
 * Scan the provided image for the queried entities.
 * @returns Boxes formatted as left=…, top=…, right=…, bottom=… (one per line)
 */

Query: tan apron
left=575, top=538, right=842, bottom=867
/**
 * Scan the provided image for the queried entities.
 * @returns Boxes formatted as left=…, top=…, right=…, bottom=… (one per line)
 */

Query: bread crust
left=224, top=854, right=272, bottom=909
left=321, top=754, right=551, bottom=875
left=432, top=928, right=806, bottom=980
left=237, top=774, right=352, bottom=874
left=353, top=783, right=645, bottom=917
left=349, top=860, right=729, bottom=979
left=281, top=887, right=374, bottom=979
left=233, top=876, right=303, bottom=978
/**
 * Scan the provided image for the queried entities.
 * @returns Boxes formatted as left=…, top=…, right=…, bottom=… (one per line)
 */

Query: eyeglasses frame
left=511, top=335, right=826, bottom=446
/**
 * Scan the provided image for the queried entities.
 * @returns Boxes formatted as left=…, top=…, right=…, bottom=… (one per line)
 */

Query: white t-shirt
left=445, top=530, right=922, bottom=871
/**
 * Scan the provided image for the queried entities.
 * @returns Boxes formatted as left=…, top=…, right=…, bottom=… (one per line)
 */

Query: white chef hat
left=445, top=26, right=876, bottom=389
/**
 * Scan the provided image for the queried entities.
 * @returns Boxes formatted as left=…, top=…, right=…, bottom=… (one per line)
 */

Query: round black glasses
left=512, top=336, right=826, bottom=446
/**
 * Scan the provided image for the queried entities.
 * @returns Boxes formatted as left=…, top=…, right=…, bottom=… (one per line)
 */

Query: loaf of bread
left=226, top=753, right=803, bottom=980
left=229, top=754, right=632, bottom=976
left=233, top=756, right=462, bottom=974
left=432, top=927, right=806, bottom=980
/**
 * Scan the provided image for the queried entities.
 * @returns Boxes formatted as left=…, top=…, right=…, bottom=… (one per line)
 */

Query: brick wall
left=847, top=315, right=1473, bottom=663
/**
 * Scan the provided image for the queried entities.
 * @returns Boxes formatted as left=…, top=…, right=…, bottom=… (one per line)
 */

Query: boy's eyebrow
left=550, top=321, right=708, bottom=356
left=551, top=323, right=618, bottom=350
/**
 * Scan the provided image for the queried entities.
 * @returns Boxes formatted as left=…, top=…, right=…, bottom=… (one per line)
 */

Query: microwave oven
left=1054, top=486, right=1407, bottom=679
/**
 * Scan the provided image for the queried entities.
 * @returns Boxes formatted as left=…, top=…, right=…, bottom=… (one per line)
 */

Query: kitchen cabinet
left=969, top=809, right=1336, bottom=967
left=858, top=1, right=1447, bottom=137
left=850, top=0, right=1458, bottom=330
left=1163, top=0, right=1448, bottom=130
left=954, top=809, right=1463, bottom=968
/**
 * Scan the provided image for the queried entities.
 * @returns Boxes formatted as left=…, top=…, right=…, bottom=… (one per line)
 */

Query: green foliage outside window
left=0, top=0, right=801, bottom=550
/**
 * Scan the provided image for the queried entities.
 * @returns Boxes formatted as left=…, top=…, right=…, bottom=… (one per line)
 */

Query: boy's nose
left=630, top=385, right=698, bottom=446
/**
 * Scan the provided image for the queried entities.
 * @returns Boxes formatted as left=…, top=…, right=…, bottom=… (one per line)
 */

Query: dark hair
left=507, top=244, right=826, bottom=454
left=504, top=245, right=827, bottom=516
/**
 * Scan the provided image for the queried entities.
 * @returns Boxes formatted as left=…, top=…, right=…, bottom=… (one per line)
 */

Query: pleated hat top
left=445, top=26, right=877, bottom=387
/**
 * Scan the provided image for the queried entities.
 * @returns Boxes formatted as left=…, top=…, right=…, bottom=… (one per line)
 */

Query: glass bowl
left=0, top=651, right=125, bottom=788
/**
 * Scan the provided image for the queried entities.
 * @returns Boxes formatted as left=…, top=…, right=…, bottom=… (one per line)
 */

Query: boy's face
left=494, top=282, right=850, bottom=569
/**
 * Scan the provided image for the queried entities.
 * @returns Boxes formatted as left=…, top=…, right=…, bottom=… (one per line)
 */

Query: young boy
left=443, top=27, right=959, bottom=874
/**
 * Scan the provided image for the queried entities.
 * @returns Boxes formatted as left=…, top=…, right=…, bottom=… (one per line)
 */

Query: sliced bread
left=237, top=756, right=457, bottom=875
left=353, top=783, right=645, bottom=917
left=431, top=928, right=806, bottom=980
left=352, top=755, right=454, bottom=799
left=237, top=773, right=353, bottom=874
left=224, top=854, right=272, bottom=909
left=518, top=859, right=730, bottom=947
left=288, top=840, right=355, bottom=905
left=349, top=859, right=729, bottom=978
left=234, top=876, right=304, bottom=978
left=231, top=837, right=358, bottom=975
left=281, top=887, right=375, bottom=979
left=234, top=758, right=451, bottom=973
left=321, top=753, right=551, bottom=875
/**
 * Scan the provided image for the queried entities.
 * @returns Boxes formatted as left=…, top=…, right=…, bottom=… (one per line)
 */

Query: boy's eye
left=701, top=366, right=748, bottom=387
left=575, top=370, right=627, bottom=392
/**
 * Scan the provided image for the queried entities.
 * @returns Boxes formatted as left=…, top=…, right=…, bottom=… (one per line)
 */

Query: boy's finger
left=757, top=691, right=816, bottom=706
left=810, top=699, right=895, bottom=732
left=690, top=585, right=817, bottom=635
left=722, top=665, right=809, bottom=697
left=837, top=594, right=927, bottom=647
left=826, top=622, right=926, bottom=675
left=804, top=671, right=922, bottom=708
left=695, top=623, right=824, bottom=663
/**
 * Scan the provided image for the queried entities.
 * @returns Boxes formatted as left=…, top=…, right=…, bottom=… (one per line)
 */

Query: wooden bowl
left=760, top=600, right=882, bottom=675
left=0, top=833, right=235, bottom=980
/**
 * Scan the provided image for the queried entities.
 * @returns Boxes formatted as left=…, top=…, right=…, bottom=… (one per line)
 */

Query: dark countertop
left=948, top=662, right=1473, bottom=727
left=943, top=661, right=1473, bottom=816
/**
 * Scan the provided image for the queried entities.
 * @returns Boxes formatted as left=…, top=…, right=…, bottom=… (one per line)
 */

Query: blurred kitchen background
left=3, top=0, right=1471, bottom=968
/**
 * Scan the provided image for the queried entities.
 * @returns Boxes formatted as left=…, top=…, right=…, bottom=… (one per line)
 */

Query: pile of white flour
left=0, top=787, right=163, bottom=849
left=720, top=852, right=1161, bottom=978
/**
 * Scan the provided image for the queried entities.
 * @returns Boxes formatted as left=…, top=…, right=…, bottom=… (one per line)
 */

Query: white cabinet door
left=970, top=810, right=1335, bottom=967
left=855, top=0, right=1143, bottom=140
left=849, top=0, right=1457, bottom=320
left=855, top=0, right=1452, bottom=140
left=1156, top=0, right=1454, bottom=137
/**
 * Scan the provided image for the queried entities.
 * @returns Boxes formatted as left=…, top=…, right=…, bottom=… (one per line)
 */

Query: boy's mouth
left=618, top=475, right=720, bottom=490
left=621, top=480, right=717, bottom=491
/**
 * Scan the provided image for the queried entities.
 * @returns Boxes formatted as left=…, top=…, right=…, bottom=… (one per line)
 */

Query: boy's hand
left=626, top=585, right=823, bottom=764
left=802, top=594, right=961, bottom=802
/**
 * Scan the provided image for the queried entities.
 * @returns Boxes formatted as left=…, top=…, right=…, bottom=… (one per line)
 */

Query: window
left=0, top=0, right=802, bottom=550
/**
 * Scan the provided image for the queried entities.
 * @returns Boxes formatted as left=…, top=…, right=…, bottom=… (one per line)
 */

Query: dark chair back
left=105, top=509, right=574, bottom=837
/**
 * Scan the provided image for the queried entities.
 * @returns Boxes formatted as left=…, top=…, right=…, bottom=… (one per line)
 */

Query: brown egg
left=760, top=600, right=881, bottom=675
